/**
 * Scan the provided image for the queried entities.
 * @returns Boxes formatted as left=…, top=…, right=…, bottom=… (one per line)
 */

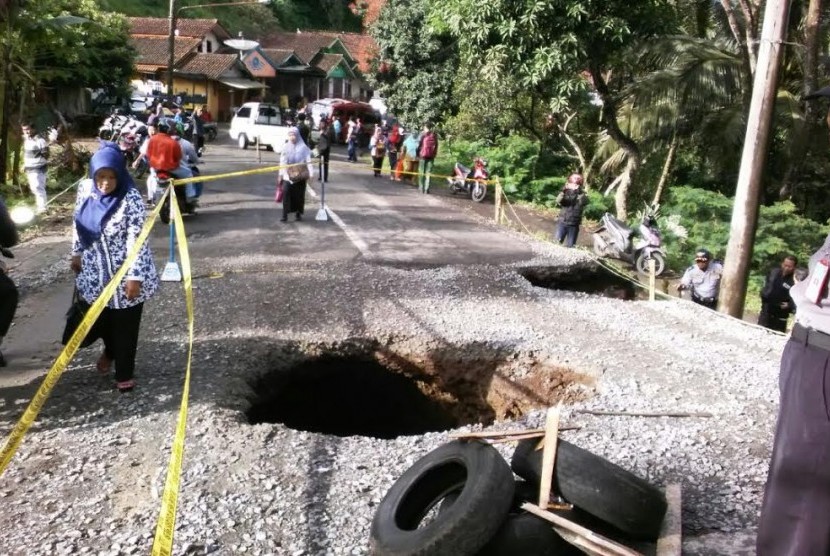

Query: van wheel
left=238, top=134, right=249, bottom=150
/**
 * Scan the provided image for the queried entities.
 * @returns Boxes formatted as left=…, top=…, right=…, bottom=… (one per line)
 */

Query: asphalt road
left=0, top=133, right=539, bottom=383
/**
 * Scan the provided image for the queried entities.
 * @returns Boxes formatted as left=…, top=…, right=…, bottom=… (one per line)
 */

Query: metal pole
left=256, top=135, right=261, bottom=164
left=316, top=156, right=328, bottom=221
left=167, top=0, right=176, bottom=96
left=494, top=179, right=502, bottom=224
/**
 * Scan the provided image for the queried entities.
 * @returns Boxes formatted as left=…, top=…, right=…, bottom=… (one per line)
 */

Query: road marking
left=306, top=184, right=373, bottom=259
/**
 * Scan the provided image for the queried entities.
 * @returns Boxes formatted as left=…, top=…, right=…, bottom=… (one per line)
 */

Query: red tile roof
left=176, top=53, right=240, bottom=79
left=259, top=30, right=377, bottom=74
left=127, top=17, right=230, bottom=40
left=349, top=0, right=385, bottom=26
left=130, top=35, right=202, bottom=67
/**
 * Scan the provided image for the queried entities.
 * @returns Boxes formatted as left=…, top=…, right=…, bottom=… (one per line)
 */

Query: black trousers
left=691, top=293, right=717, bottom=310
left=92, top=302, right=144, bottom=382
left=758, top=305, right=788, bottom=332
left=318, top=149, right=330, bottom=182
left=0, top=271, right=17, bottom=337
left=372, top=156, right=384, bottom=176
left=757, top=335, right=830, bottom=554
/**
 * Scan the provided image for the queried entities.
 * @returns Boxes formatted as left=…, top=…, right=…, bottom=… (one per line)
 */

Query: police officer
left=677, top=248, right=723, bottom=309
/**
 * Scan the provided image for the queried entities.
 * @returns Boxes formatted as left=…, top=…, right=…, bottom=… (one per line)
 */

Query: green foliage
left=661, top=186, right=828, bottom=278
left=370, top=0, right=458, bottom=128
left=583, top=189, right=615, bottom=221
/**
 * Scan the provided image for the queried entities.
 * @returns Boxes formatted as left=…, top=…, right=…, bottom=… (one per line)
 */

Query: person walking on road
left=346, top=117, right=358, bottom=162
left=757, top=233, right=830, bottom=555
left=677, top=249, right=723, bottom=309
left=369, top=126, right=386, bottom=178
left=316, top=118, right=335, bottom=183
left=758, top=255, right=797, bottom=332
left=400, top=132, right=419, bottom=183
left=417, top=123, right=438, bottom=194
left=555, top=173, right=587, bottom=248
left=21, top=123, right=50, bottom=214
left=278, top=127, right=314, bottom=222
left=387, top=124, right=402, bottom=182
left=71, top=143, right=159, bottom=392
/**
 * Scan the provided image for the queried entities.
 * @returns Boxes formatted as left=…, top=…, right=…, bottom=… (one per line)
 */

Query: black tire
left=471, top=182, right=487, bottom=202
left=238, top=134, right=248, bottom=150
left=160, top=195, right=171, bottom=225
left=511, top=438, right=667, bottom=541
left=635, top=251, right=666, bottom=276
left=371, top=440, right=515, bottom=556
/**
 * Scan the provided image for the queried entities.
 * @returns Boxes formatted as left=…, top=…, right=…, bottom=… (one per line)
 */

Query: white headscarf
left=282, top=126, right=311, bottom=164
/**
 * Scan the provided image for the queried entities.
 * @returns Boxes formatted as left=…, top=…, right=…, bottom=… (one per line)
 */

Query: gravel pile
left=0, top=230, right=777, bottom=555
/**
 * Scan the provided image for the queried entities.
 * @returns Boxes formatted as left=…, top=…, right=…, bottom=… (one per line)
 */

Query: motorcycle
left=152, top=167, right=199, bottom=225
left=447, top=157, right=489, bottom=202
left=592, top=211, right=667, bottom=276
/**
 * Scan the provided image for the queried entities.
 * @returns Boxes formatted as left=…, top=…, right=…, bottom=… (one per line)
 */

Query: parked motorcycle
left=447, top=157, right=489, bottom=202
left=592, top=211, right=667, bottom=276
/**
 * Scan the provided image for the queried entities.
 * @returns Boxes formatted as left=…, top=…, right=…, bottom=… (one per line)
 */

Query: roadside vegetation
left=370, top=0, right=830, bottom=291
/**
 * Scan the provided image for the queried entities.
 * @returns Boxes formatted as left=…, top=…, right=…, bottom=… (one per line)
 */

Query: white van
left=229, top=102, right=291, bottom=151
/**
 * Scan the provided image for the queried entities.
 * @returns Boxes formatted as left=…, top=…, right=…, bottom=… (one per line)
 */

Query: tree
left=369, top=0, right=458, bottom=128
left=437, top=0, right=679, bottom=219
left=0, top=0, right=133, bottom=184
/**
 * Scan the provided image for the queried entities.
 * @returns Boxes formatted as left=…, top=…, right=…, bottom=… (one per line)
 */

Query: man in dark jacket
left=0, top=200, right=19, bottom=366
left=758, top=255, right=797, bottom=332
left=555, top=173, right=588, bottom=247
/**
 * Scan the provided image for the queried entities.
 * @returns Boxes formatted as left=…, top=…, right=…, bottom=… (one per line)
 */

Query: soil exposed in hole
left=246, top=342, right=594, bottom=439
left=519, top=264, right=636, bottom=300
left=247, top=355, right=459, bottom=438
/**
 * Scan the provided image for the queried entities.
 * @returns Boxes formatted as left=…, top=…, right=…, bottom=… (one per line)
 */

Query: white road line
left=306, top=184, right=373, bottom=259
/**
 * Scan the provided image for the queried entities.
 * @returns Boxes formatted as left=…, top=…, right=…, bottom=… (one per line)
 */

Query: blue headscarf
left=75, top=142, right=134, bottom=248
left=282, top=126, right=311, bottom=164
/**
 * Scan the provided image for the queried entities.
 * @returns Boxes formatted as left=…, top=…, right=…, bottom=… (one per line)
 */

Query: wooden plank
left=522, top=503, right=643, bottom=556
left=574, top=410, right=712, bottom=418
left=448, top=425, right=580, bottom=441
left=538, top=404, right=561, bottom=509
left=554, top=527, right=622, bottom=556
left=656, top=484, right=682, bottom=556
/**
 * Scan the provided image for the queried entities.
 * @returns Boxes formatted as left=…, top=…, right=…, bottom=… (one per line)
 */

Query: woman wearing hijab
left=278, top=127, right=314, bottom=222
left=70, top=142, right=159, bottom=392
left=399, top=132, right=420, bottom=183
left=368, top=126, right=386, bottom=178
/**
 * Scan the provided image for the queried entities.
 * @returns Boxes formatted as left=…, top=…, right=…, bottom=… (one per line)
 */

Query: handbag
left=275, top=181, right=284, bottom=203
left=61, top=289, right=96, bottom=348
left=286, top=163, right=310, bottom=182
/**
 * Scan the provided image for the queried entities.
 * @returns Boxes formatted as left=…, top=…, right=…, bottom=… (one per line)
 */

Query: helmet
left=567, top=173, right=583, bottom=186
left=695, top=249, right=711, bottom=262
left=156, top=118, right=171, bottom=133
left=175, top=122, right=185, bottom=136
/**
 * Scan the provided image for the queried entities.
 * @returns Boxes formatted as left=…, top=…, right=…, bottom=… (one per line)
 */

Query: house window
left=206, top=41, right=213, bottom=53
left=197, top=44, right=203, bottom=53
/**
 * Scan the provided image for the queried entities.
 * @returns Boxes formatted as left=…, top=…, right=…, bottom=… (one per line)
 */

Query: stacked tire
left=370, top=439, right=667, bottom=555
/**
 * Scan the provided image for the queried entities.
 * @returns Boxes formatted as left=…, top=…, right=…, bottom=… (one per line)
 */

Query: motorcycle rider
left=145, top=118, right=196, bottom=203
left=555, top=173, right=587, bottom=248
left=677, top=248, right=723, bottom=309
left=171, top=123, right=202, bottom=200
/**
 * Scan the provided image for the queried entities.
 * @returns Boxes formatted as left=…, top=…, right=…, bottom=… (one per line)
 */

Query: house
left=253, top=30, right=378, bottom=106
left=127, top=17, right=267, bottom=121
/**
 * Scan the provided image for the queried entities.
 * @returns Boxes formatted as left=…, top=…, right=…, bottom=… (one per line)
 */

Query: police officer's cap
left=695, top=249, right=711, bottom=261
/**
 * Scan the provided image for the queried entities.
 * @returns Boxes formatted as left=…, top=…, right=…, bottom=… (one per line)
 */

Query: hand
left=676, top=284, right=686, bottom=292
left=125, top=279, right=141, bottom=300
left=70, top=255, right=81, bottom=274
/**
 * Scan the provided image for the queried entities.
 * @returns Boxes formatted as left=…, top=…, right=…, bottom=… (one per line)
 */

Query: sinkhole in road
left=245, top=342, right=593, bottom=439
left=519, top=264, right=637, bottom=300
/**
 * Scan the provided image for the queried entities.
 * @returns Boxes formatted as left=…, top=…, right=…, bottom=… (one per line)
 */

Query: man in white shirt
left=677, top=249, right=723, bottom=309
left=21, top=123, right=49, bottom=213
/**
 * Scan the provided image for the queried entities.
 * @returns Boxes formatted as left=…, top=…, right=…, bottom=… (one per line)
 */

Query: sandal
left=116, top=379, right=135, bottom=393
left=97, top=353, right=113, bottom=375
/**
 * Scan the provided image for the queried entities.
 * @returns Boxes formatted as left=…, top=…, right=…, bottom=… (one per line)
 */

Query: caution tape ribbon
left=0, top=187, right=171, bottom=477
left=151, top=184, right=195, bottom=556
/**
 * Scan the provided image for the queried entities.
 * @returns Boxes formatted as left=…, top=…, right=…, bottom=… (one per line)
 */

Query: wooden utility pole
left=0, top=0, right=19, bottom=185
left=719, top=0, right=792, bottom=317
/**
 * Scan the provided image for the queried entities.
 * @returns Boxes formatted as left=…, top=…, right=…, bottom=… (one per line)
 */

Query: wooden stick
left=656, top=484, right=682, bottom=556
left=522, top=503, right=643, bottom=556
left=538, top=404, right=561, bottom=509
left=574, top=410, right=713, bottom=418
left=449, top=425, right=580, bottom=441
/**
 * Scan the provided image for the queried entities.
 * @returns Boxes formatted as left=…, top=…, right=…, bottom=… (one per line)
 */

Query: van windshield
left=256, top=105, right=283, bottom=126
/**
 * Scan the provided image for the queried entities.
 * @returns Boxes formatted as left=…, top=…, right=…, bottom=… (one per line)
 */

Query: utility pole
left=0, top=0, right=19, bottom=185
left=719, top=0, right=792, bottom=317
left=167, top=0, right=176, bottom=96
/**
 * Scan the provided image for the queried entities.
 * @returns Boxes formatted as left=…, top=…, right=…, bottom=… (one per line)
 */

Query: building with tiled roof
left=127, top=17, right=264, bottom=121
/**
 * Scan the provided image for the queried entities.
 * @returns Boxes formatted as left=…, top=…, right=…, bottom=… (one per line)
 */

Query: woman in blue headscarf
left=70, top=142, right=159, bottom=392
left=278, top=127, right=314, bottom=222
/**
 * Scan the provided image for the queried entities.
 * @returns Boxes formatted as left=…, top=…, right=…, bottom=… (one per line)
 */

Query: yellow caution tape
left=151, top=184, right=196, bottom=556
left=0, top=188, right=170, bottom=477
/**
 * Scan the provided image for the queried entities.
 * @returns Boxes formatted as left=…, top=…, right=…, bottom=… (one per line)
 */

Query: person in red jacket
left=146, top=119, right=194, bottom=199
